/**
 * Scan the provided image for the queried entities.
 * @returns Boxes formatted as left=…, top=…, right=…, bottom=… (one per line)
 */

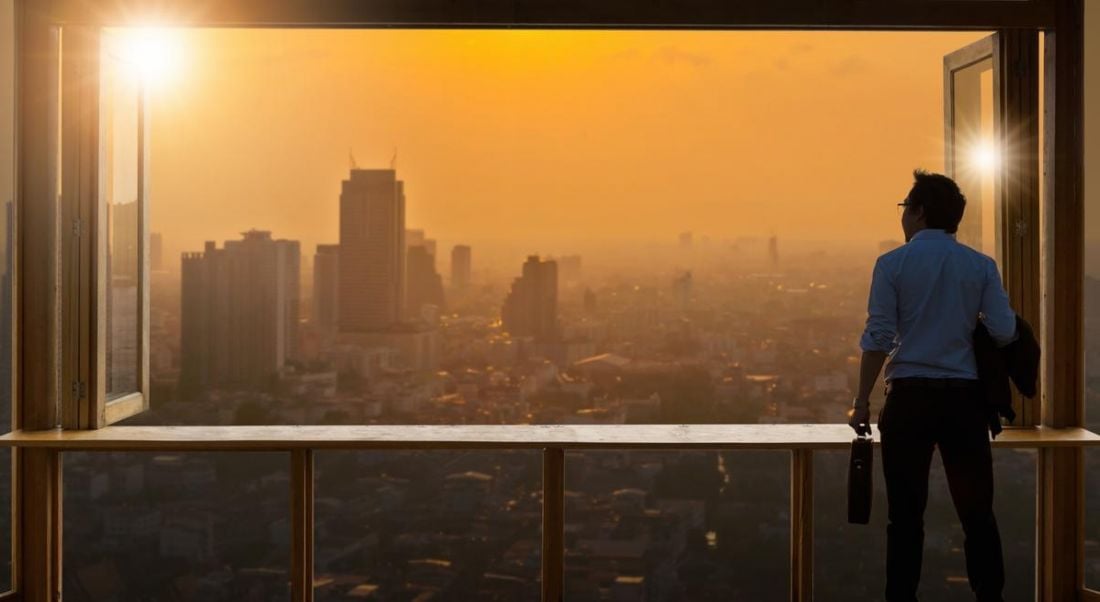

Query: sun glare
left=971, top=140, right=999, bottom=173
left=111, top=27, right=184, bottom=88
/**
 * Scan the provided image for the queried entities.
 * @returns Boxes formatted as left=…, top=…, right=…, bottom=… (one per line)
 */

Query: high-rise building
left=313, top=244, right=339, bottom=336
left=406, top=244, right=445, bottom=320
left=502, top=255, right=559, bottom=342
left=406, top=228, right=436, bottom=259
left=451, top=244, right=471, bottom=289
left=339, top=169, right=406, bottom=332
left=180, top=230, right=300, bottom=391
left=769, top=235, right=780, bottom=271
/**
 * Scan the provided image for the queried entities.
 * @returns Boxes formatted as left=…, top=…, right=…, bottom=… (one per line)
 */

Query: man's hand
left=848, top=401, right=872, bottom=437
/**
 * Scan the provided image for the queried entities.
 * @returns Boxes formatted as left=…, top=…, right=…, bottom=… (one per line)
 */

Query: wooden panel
left=290, top=449, right=314, bottom=602
left=1038, top=447, right=1083, bottom=602
left=18, top=448, right=60, bottom=602
left=996, top=30, right=1042, bottom=425
left=541, top=447, right=564, bottom=602
left=59, top=25, right=99, bottom=430
left=45, top=0, right=1056, bottom=29
left=790, top=450, right=813, bottom=602
left=0, top=424, right=1095, bottom=451
left=1037, top=0, right=1085, bottom=599
left=1082, top=588, right=1100, bottom=601
left=18, top=0, right=61, bottom=431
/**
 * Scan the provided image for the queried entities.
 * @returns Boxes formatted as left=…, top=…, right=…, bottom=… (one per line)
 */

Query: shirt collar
left=910, top=229, right=956, bottom=242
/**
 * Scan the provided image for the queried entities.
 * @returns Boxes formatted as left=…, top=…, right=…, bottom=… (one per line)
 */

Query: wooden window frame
left=11, top=0, right=1092, bottom=601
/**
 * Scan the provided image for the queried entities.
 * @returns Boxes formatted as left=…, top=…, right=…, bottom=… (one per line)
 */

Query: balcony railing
left=3, top=423, right=1097, bottom=601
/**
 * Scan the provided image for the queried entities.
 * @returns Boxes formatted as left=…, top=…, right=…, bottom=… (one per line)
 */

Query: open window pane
left=946, top=51, right=1000, bottom=261
left=100, top=30, right=143, bottom=400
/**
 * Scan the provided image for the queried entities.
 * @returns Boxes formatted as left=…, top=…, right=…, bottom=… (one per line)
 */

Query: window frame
left=11, top=0, right=1091, bottom=601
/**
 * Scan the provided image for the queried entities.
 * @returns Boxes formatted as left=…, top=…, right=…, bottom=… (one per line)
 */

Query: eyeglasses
left=897, top=200, right=913, bottom=216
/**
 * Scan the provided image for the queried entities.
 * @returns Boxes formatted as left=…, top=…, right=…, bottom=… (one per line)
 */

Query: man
left=849, top=170, right=1017, bottom=602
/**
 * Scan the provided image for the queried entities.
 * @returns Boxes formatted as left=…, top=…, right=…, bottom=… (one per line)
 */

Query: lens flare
left=111, top=27, right=184, bottom=88
left=971, top=141, right=999, bottom=173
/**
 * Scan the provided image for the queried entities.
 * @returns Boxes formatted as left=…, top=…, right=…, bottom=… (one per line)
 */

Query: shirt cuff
left=859, top=330, right=895, bottom=353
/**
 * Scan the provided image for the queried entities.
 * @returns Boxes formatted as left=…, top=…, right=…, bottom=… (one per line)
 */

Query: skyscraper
left=451, top=244, right=471, bottom=289
left=313, top=244, right=339, bottom=336
left=406, top=244, right=445, bottom=320
left=339, top=169, right=406, bottom=332
left=502, top=255, right=559, bottom=342
left=180, top=230, right=300, bottom=391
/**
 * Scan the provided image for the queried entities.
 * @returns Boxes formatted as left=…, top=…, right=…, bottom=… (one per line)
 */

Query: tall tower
left=502, top=255, right=559, bottom=342
left=313, top=244, right=340, bottom=336
left=451, top=244, right=471, bottom=289
left=339, top=169, right=406, bottom=332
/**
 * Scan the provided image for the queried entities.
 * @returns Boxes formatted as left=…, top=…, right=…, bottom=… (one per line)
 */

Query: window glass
left=564, top=451, right=789, bottom=600
left=100, top=29, right=143, bottom=399
left=314, top=450, right=541, bottom=600
left=63, top=452, right=290, bottom=600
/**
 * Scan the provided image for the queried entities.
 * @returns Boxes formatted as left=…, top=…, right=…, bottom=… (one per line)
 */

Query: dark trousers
left=879, top=384, right=1005, bottom=602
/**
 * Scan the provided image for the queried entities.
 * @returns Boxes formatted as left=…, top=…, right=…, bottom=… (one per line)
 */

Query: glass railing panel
left=815, top=448, right=1035, bottom=601
left=314, top=450, right=541, bottom=601
left=63, top=451, right=291, bottom=601
left=565, top=450, right=789, bottom=601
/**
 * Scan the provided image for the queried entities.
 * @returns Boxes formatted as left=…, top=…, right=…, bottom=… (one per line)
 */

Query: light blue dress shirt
left=859, top=229, right=1017, bottom=382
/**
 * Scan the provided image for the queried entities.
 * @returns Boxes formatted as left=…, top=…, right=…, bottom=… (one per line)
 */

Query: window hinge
left=71, top=380, right=86, bottom=400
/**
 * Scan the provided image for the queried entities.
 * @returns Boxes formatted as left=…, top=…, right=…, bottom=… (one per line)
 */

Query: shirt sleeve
left=860, top=257, right=898, bottom=353
left=980, top=258, right=1018, bottom=347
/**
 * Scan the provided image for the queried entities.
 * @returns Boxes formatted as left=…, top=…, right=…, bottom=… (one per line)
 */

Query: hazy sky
left=148, top=29, right=999, bottom=262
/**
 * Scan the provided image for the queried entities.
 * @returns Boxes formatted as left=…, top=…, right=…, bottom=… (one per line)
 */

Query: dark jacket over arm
left=974, top=315, right=1040, bottom=437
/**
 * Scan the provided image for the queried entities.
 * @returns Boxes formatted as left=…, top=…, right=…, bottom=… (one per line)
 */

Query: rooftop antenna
left=391, top=147, right=398, bottom=170
left=349, top=149, right=359, bottom=171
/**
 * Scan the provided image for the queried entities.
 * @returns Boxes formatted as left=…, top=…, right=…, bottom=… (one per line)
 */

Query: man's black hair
left=906, top=170, right=967, bottom=233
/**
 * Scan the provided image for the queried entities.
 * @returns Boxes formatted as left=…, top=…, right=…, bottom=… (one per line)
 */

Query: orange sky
left=146, top=29, right=1009, bottom=264
left=1, top=12, right=1100, bottom=276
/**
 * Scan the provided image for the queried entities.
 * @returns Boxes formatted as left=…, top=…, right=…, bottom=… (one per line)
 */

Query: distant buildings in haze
left=451, top=244, right=471, bottom=289
left=313, top=244, right=340, bottom=336
left=180, top=230, right=300, bottom=390
left=502, top=255, right=559, bottom=342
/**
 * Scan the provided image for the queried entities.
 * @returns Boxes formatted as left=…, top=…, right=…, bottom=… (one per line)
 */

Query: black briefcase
left=847, top=434, right=873, bottom=524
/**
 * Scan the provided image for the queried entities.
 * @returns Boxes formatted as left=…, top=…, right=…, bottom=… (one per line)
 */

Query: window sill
left=0, top=424, right=1095, bottom=451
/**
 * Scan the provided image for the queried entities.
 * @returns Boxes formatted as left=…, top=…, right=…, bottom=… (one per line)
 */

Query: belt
left=887, top=377, right=980, bottom=391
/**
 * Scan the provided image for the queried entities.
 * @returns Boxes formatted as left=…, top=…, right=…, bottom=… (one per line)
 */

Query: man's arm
left=849, top=350, right=888, bottom=435
left=852, top=257, right=897, bottom=434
